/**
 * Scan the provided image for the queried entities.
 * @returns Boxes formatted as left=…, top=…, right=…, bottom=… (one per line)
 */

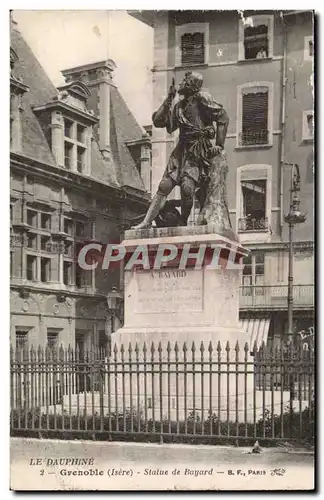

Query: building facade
left=129, top=9, right=314, bottom=347
left=10, top=21, right=151, bottom=352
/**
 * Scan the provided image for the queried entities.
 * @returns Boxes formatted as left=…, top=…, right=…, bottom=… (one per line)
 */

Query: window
left=64, top=142, right=73, bottom=169
left=63, top=261, right=73, bottom=285
left=242, top=252, right=265, bottom=296
left=239, top=15, right=273, bottom=61
left=40, top=257, right=51, bottom=282
left=41, top=212, right=51, bottom=230
left=75, top=221, right=84, bottom=237
left=27, top=233, right=37, bottom=250
left=239, top=180, right=267, bottom=231
left=15, top=330, right=29, bottom=352
left=64, top=240, right=73, bottom=257
left=175, top=23, right=209, bottom=67
left=10, top=251, right=14, bottom=277
left=75, top=265, right=84, bottom=288
left=64, top=119, right=73, bottom=139
left=63, top=119, right=89, bottom=173
left=236, top=164, right=272, bottom=236
left=26, top=255, right=36, bottom=280
left=27, top=209, right=37, bottom=227
left=237, top=83, right=273, bottom=148
left=99, top=330, right=108, bottom=356
left=304, top=36, right=314, bottom=61
left=77, top=124, right=86, bottom=143
left=241, top=88, right=268, bottom=146
left=47, top=329, right=59, bottom=351
left=181, top=32, right=205, bottom=65
left=77, top=146, right=85, bottom=173
left=64, top=218, right=73, bottom=235
left=302, top=110, right=314, bottom=141
left=41, top=235, right=50, bottom=252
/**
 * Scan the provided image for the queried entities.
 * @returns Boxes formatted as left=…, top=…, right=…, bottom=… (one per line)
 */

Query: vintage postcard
left=9, top=9, right=315, bottom=491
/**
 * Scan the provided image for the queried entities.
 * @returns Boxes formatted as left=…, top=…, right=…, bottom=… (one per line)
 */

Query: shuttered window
left=181, top=32, right=205, bottom=65
left=241, top=89, right=268, bottom=145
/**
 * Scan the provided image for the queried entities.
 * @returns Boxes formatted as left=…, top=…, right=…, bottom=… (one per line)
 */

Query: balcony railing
left=239, top=129, right=269, bottom=146
left=240, top=284, right=314, bottom=308
left=238, top=217, right=269, bottom=232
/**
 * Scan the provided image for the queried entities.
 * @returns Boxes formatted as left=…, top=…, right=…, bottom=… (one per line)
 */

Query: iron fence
left=10, top=340, right=315, bottom=444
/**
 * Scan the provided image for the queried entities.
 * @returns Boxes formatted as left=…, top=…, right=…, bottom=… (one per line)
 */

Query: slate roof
left=109, top=86, right=146, bottom=191
left=10, top=27, right=147, bottom=193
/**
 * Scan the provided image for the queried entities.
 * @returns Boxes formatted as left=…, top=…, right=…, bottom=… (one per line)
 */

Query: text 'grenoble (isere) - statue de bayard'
left=133, top=71, right=235, bottom=238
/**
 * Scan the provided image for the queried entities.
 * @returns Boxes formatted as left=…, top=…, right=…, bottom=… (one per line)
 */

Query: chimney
left=61, top=60, right=116, bottom=160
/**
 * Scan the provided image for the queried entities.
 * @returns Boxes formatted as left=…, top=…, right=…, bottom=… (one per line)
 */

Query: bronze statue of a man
left=133, top=71, right=229, bottom=229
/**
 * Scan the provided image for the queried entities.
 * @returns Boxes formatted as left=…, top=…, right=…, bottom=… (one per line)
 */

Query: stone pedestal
left=108, top=226, right=257, bottom=421
left=113, top=225, right=249, bottom=350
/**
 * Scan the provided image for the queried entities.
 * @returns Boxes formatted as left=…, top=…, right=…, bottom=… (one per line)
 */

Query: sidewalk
left=10, top=437, right=315, bottom=491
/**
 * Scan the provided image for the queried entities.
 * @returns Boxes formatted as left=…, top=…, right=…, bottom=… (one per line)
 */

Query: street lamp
left=107, top=286, right=122, bottom=334
left=284, top=164, right=307, bottom=343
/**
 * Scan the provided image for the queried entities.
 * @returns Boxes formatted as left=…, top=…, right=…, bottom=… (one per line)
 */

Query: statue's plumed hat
left=178, top=71, right=203, bottom=94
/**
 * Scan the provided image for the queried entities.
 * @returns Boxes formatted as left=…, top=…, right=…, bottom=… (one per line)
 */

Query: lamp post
left=284, top=164, right=307, bottom=343
left=107, top=285, right=122, bottom=335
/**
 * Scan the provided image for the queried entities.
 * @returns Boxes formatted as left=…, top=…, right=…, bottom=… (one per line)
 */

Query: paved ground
left=10, top=438, right=315, bottom=491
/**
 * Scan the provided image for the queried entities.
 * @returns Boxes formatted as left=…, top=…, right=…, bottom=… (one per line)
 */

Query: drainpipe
left=279, top=12, right=288, bottom=237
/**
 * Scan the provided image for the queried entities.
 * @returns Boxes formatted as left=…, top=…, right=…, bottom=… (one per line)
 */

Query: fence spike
left=225, top=341, right=231, bottom=352
left=235, top=340, right=240, bottom=352
left=113, top=343, right=118, bottom=354
left=150, top=341, right=155, bottom=353
left=216, top=340, right=222, bottom=352
left=244, top=342, right=249, bottom=352
left=143, top=342, right=147, bottom=353
left=208, top=341, right=213, bottom=353
left=183, top=342, right=187, bottom=352
left=158, top=341, right=163, bottom=353
left=167, top=341, right=171, bottom=353
left=128, top=342, right=132, bottom=354
left=191, top=341, right=196, bottom=352
left=200, top=341, right=205, bottom=353
left=134, top=342, right=139, bottom=354
left=252, top=340, right=258, bottom=356
left=174, top=341, right=179, bottom=353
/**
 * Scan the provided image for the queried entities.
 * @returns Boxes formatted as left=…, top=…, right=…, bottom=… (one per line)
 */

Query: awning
left=239, top=318, right=270, bottom=351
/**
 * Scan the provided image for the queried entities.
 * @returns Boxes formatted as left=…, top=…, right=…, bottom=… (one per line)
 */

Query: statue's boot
left=132, top=193, right=167, bottom=229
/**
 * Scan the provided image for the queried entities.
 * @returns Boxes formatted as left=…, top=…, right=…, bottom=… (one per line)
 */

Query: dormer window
left=63, top=118, right=89, bottom=173
left=32, top=79, right=97, bottom=174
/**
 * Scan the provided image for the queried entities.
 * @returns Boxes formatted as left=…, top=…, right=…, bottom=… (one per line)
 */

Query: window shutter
left=241, top=90, right=269, bottom=145
left=242, top=91, right=268, bottom=129
left=181, top=32, right=205, bottom=65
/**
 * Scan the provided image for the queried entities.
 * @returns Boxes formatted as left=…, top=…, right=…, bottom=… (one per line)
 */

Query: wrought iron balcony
left=239, top=284, right=314, bottom=309
left=239, top=129, right=269, bottom=146
left=238, top=217, right=269, bottom=232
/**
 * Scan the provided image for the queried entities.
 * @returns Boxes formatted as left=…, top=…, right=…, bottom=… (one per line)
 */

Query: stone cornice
left=10, top=153, right=150, bottom=211
left=10, top=76, right=29, bottom=95
left=126, top=137, right=151, bottom=147
left=32, top=100, right=98, bottom=125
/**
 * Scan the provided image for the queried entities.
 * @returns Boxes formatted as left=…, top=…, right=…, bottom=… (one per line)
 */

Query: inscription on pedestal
left=135, top=269, right=203, bottom=314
